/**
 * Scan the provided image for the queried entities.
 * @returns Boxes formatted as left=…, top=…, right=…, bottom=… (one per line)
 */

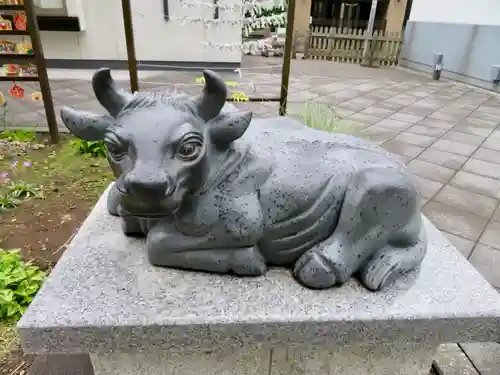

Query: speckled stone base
left=17, top=187, right=500, bottom=372
left=90, top=343, right=436, bottom=375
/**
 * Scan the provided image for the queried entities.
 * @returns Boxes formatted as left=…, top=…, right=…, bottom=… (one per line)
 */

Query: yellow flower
left=225, top=81, right=239, bottom=88
left=195, top=76, right=205, bottom=84
left=0, top=92, right=5, bottom=106
left=230, top=92, right=249, bottom=102
left=31, top=92, right=42, bottom=101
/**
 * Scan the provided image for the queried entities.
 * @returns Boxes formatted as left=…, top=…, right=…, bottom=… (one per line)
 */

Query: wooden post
left=303, top=30, right=311, bottom=59
left=121, top=0, right=139, bottom=92
left=24, top=0, right=59, bottom=144
left=362, top=0, right=378, bottom=64
left=368, top=32, right=379, bottom=67
left=291, top=28, right=297, bottom=59
left=326, top=30, right=335, bottom=61
left=279, top=0, right=296, bottom=116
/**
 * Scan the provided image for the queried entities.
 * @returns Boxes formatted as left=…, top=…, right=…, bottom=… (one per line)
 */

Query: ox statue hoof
left=230, top=247, right=268, bottom=276
left=293, top=252, right=338, bottom=290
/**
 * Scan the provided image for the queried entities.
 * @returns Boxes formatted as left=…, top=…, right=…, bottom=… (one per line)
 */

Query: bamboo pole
left=279, top=0, right=297, bottom=116
left=24, top=0, right=59, bottom=144
left=121, top=0, right=139, bottom=92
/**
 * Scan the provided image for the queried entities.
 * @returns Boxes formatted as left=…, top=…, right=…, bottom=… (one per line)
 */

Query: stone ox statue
left=61, top=68, right=427, bottom=291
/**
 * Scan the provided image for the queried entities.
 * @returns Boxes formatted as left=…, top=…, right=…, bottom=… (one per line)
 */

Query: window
left=33, top=0, right=67, bottom=16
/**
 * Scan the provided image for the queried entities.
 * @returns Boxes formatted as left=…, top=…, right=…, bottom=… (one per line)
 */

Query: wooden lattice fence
left=292, top=26, right=403, bottom=67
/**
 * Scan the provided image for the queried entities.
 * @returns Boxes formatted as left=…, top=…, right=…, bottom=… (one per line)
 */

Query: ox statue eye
left=177, top=139, right=202, bottom=161
left=105, top=142, right=125, bottom=161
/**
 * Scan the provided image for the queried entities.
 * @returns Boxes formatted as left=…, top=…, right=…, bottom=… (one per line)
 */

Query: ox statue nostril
left=123, top=172, right=173, bottom=199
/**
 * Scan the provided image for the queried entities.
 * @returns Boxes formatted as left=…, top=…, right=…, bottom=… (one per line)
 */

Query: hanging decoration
left=202, top=40, right=273, bottom=56
left=9, top=82, right=24, bottom=99
left=13, top=12, right=27, bottom=31
left=229, top=92, right=249, bottom=102
left=31, top=91, right=42, bottom=101
left=225, top=81, right=239, bottom=88
left=3, top=63, right=18, bottom=76
left=170, top=16, right=244, bottom=27
left=201, top=41, right=244, bottom=51
left=0, top=17, right=12, bottom=31
left=0, top=89, right=45, bottom=105
left=177, top=0, right=281, bottom=12
left=138, top=0, right=286, bottom=97
left=16, top=41, right=34, bottom=55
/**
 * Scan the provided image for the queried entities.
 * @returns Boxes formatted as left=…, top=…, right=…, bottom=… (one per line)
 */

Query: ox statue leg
left=145, top=219, right=268, bottom=276
left=106, top=182, right=121, bottom=216
left=293, top=168, right=427, bottom=291
left=107, top=182, right=145, bottom=236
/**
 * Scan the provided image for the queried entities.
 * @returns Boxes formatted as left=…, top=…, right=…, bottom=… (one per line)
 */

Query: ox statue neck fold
left=61, top=68, right=428, bottom=292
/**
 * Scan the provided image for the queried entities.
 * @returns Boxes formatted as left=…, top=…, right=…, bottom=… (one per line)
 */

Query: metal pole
left=121, top=0, right=139, bottom=92
left=362, top=0, right=378, bottom=60
left=432, top=53, right=443, bottom=80
left=279, top=0, right=296, bottom=116
left=339, top=3, right=345, bottom=29
left=24, top=0, right=59, bottom=144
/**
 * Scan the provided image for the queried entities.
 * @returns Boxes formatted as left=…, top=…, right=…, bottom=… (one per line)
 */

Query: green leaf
left=0, top=248, right=46, bottom=321
left=0, top=289, right=14, bottom=303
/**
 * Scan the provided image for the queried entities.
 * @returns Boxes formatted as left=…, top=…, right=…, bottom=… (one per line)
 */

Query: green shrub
left=0, top=161, right=42, bottom=212
left=0, top=193, right=21, bottom=211
left=299, top=101, right=358, bottom=134
left=0, top=129, right=36, bottom=142
left=72, top=139, right=107, bottom=158
left=0, top=249, right=46, bottom=322
left=0, top=181, right=42, bottom=211
left=287, top=101, right=358, bottom=134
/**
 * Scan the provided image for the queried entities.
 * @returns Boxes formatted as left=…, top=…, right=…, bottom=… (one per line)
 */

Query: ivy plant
left=0, top=249, right=46, bottom=322
left=72, top=139, right=107, bottom=158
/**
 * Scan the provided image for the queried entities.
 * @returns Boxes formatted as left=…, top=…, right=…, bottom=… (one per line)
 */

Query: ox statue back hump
left=60, top=68, right=427, bottom=291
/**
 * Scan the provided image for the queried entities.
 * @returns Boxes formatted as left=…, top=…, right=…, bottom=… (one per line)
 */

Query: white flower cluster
left=173, top=0, right=287, bottom=37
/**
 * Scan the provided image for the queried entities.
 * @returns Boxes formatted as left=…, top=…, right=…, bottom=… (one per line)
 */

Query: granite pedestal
left=17, top=186, right=500, bottom=375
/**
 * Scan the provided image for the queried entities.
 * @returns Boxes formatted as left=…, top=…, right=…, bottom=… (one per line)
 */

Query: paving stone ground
left=4, top=57, right=500, bottom=374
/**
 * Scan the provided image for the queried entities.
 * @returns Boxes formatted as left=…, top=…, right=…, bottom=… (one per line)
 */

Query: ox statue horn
left=92, top=68, right=134, bottom=118
left=194, top=70, right=228, bottom=121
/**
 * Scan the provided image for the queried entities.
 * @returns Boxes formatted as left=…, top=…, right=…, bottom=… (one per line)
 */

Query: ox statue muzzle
left=121, top=171, right=175, bottom=200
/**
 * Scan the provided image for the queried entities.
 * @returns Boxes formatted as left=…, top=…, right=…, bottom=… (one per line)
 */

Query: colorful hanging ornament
left=3, top=63, right=19, bottom=76
left=0, top=92, right=6, bottom=106
left=31, top=91, right=42, bottom=101
left=9, top=82, right=24, bottom=99
left=0, top=17, right=12, bottom=31
left=195, top=75, right=205, bottom=84
left=13, top=12, right=26, bottom=31
left=16, top=42, right=33, bottom=55
left=0, top=40, right=16, bottom=54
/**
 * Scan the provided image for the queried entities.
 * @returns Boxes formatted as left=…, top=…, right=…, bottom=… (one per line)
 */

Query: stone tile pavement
left=2, top=58, right=500, bottom=374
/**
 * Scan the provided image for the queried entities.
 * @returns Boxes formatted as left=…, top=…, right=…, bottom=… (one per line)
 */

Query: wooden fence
left=292, top=26, right=403, bottom=67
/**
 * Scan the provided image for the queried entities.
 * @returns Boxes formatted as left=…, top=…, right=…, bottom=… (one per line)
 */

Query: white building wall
left=409, top=0, right=500, bottom=26
left=35, top=0, right=241, bottom=63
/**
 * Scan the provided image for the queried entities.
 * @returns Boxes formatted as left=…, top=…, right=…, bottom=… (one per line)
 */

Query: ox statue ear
left=208, top=110, right=252, bottom=147
left=60, top=107, right=114, bottom=141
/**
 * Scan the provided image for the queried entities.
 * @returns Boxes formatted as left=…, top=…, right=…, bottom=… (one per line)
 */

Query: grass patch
left=0, top=134, right=114, bottom=368
left=0, top=324, right=18, bottom=361
left=0, top=129, right=36, bottom=143
left=0, top=134, right=113, bottom=212
left=0, top=133, right=114, bottom=267
left=287, top=101, right=359, bottom=135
